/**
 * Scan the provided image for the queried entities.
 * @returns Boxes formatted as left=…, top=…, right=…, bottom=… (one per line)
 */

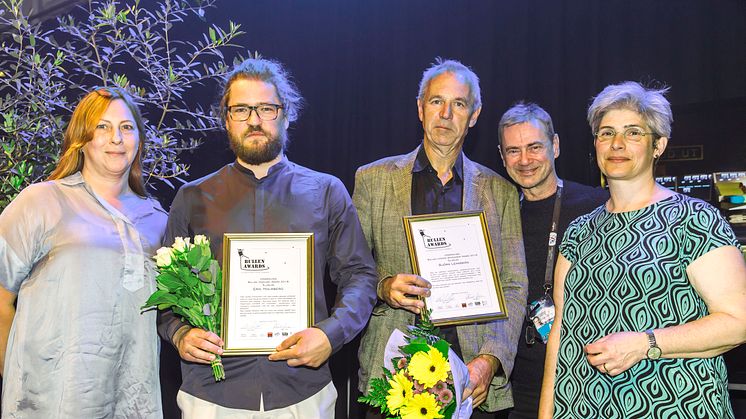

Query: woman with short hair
left=539, top=81, right=746, bottom=418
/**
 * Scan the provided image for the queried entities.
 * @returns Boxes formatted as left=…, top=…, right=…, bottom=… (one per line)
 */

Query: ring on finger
left=602, top=363, right=610, bottom=374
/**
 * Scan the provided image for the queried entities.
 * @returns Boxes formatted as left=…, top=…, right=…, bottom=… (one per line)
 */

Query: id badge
left=527, top=296, right=555, bottom=344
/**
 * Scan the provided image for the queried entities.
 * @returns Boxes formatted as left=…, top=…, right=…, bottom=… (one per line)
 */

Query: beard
left=228, top=125, right=288, bottom=165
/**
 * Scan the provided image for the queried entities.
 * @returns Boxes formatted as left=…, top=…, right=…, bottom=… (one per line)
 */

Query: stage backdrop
left=158, top=1, right=746, bottom=418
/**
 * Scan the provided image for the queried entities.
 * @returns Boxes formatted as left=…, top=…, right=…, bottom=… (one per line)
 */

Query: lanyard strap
left=543, top=179, right=563, bottom=295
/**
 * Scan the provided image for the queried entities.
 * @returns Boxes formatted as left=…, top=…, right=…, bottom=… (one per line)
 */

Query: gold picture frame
left=221, top=233, right=315, bottom=355
left=403, top=210, right=507, bottom=326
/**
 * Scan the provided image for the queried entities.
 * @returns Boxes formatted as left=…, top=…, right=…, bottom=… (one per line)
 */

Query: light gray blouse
left=0, top=172, right=166, bottom=418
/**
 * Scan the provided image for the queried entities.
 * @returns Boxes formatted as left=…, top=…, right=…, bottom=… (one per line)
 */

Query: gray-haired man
left=355, top=59, right=528, bottom=416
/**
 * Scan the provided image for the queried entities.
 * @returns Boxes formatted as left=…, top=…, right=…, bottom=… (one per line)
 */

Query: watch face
left=647, top=346, right=662, bottom=360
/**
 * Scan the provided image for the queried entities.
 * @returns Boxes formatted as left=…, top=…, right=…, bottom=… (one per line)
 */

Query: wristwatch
left=645, top=329, right=661, bottom=360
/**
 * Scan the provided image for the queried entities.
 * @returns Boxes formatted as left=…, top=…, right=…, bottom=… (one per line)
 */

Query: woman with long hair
left=0, top=87, right=165, bottom=418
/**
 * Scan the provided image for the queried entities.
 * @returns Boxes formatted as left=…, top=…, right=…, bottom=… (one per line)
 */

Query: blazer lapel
left=462, top=154, right=482, bottom=211
left=392, top=147, right=419, bottom=216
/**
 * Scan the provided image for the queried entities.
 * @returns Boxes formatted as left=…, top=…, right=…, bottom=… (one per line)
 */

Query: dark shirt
left=508, top=180, right=608, bottom=419
left=157, top=157, right=378, bottom=410
left=411, top=146, right=464, bottom=356
left=411, top=146, right=464, bottom=216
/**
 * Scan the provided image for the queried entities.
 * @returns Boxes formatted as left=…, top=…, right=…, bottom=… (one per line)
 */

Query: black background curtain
left=167, top=0, right=746, bottom=205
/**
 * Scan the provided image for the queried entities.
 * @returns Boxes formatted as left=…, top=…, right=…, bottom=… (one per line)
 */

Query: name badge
left=527, top=296, right=555, bottom=344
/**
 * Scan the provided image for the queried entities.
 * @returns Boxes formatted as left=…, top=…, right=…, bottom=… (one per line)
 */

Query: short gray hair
left=498, top=102, right=555, bottom=147
left=220, top=57, right=303, bottom=123
left=417, top=58, right=481, bottom=110
left=587, top=81, right=672, bottom=138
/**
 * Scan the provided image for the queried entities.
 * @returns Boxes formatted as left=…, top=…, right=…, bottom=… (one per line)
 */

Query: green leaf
left=178, top=296, right=196, bottom=308
left=401, top=337, right=429, bottom=355
left=141, top=289, right=177, bottom=308
left=186, top=244, right=202, bottom=266
left=156, top=271, right=185, bottom=292
left=200, top=270, right=213, bottom=283
left=201, top=282, right=215, bottom=296
left=443, top=400, right=456, bottom=419
left=208, top=27, right=216, bottom=42
left=382, top=366, right=393, bottom=380
left=168, top=65, right=177, bottom=82
left=178, top=266, right=199, bottom=287
left=357, top=377, right=392, bottom=414
left=433, top=338, right=450, bottom=359
left=209, top=260, right=221, bottom=283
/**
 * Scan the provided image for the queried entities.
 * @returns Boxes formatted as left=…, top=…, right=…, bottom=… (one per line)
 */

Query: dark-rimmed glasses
left=228, top=104, right=283, bottom=121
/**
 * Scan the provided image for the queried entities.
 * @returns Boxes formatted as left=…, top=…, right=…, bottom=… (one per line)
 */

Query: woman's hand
left=585, top=331, right=648, bottom=376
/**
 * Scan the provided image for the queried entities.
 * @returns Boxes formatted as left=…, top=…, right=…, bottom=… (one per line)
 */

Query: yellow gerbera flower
left=407, top=347, right=450, bottom=388
left=386, top=370, right=414, bottom=413
left=399, top=392, right=444, bottom=419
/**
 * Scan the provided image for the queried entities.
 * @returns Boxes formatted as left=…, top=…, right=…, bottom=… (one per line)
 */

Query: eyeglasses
left=594, top=127, right=655, bottom=143
left=228, top=104, right=283, bottom=121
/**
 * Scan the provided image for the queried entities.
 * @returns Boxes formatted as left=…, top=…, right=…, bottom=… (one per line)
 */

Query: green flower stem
left=211, top=356, right=225, bottom=381
left=204, top=294, right=224, bottom=381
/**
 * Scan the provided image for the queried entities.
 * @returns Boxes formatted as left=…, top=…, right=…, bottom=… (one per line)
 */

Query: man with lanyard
left=497, top=102, right=608, bottom=419
left=355, top=59, right=528, bottom=417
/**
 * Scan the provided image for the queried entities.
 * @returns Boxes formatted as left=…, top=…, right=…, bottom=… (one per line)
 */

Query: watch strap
left=645, top=329, right=657, bottom=348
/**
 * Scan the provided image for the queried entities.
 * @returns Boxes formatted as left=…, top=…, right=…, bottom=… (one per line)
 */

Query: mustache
left=243, top=126, right=267, bottom=136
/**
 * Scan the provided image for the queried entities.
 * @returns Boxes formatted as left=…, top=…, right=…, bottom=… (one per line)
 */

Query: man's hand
left=173, top=326, right=224, bottom=364
left=268, top=327, right=332, bottom=368
left=379, top=274, right=431, bottom=313
left=463, top=354, right=499, bottom=408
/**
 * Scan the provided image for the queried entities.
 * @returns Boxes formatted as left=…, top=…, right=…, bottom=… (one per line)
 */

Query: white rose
left=194, top=235, right=209, bottom=246
left=184, top=237, right=192, bottom=250
left=172, top=237, right=187, bottom=252
left=154, top=246, right=173, bottom=267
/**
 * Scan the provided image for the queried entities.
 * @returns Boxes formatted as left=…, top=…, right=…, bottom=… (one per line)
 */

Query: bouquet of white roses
left=359, top=311, right=472, bottom=419
left=142, top=235, right=225, bottom=381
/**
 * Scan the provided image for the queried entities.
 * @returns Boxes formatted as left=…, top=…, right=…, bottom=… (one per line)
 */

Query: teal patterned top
left=555, top=194, right=738, bottom=418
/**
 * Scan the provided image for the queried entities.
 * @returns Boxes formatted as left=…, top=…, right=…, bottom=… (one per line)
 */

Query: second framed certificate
left=221, top=233, right=314, bottom=355
left=403, top=211, right=507, bottom=326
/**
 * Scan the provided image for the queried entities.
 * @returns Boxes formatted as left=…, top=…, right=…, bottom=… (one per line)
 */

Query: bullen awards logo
left=419, top=229, right=450, bottom=249
left=237, top=249, right=269, bottom=271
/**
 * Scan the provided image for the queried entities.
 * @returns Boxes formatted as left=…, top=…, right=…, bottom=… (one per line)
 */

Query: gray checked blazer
left=353, top=146, right=528, bottom=412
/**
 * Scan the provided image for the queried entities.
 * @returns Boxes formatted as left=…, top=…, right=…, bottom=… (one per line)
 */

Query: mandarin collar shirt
left=157, top=157, right=377, bottom=410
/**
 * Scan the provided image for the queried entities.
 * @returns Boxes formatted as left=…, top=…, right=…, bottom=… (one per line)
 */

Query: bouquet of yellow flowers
left=142, top=235, right=225, bottom=381
left=359, top=311, right=472, bottom=419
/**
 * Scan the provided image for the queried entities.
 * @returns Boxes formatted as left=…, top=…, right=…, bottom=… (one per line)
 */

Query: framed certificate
left=221, top=233, right=314, bottom=355
left=403, top=211, right=507, bottom=326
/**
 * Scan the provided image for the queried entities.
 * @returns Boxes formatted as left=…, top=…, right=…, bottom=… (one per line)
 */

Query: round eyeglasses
left=594, top=127, right=655, bottom=143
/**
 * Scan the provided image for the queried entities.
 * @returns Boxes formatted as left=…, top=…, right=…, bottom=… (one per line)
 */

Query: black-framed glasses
left=228, top=104, right=283, bottom=121
left=594, top=127, right=655, bottom=143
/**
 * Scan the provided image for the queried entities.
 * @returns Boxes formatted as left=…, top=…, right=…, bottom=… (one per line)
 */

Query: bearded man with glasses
left=157, top=57, right=378, bottom=418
